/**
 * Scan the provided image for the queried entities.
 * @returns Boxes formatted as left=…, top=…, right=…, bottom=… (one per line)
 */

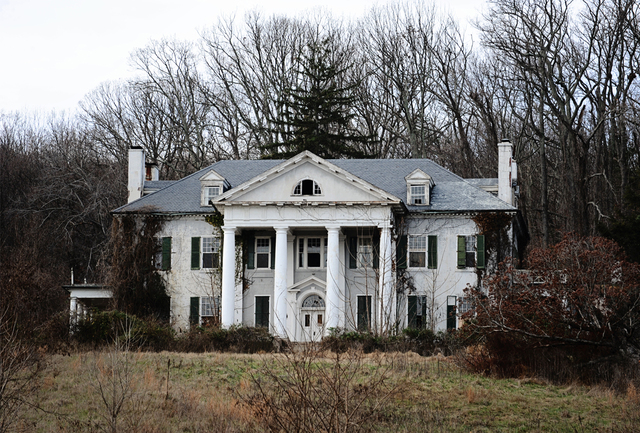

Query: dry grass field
left=15, top=348, right=640, bottom=433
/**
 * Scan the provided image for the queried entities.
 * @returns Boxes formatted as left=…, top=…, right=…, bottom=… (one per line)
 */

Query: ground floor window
left=255, top=296, right=270, bottom=328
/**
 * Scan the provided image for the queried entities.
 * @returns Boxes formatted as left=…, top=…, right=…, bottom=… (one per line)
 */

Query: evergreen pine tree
left=261, top=39, right=372, bottom=159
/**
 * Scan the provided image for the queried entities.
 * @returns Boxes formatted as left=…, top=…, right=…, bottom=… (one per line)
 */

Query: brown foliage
left=462, top=234, right=640, bottom=385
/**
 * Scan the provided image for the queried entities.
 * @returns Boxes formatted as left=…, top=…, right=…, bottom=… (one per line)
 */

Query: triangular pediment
left=214, top=151, right=400, bottom=204
left=199, top=170, right=226, bottom=182
left=288, top=276, right=326, bottom=293
left=405, top=168, right=434, bottom=185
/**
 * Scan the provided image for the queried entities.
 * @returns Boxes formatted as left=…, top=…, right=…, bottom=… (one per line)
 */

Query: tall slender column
left=378, top=224, right=394, bottom=334
left=221, top=226, right=236, bottom=328
left=325, top=225, right=343, bottom=333
left=274, top=226, right=289, bottom=339
left=70, top=296, right=78, bottom=332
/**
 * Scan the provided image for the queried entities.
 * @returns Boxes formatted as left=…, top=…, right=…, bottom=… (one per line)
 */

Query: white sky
left=0, top=0, right=485, bottom=114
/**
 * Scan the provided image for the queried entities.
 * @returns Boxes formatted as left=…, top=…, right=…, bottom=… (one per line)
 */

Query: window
left=293, top=179, right=322, bottom=196
left=358, top=237, right=373, bottom=268
left=255, top=296, right=270, bottom=328
left=408, top=235, right=426, bottom=267
left=302, top=295, right=325, bottom=308
left=357, top=295, right=372, bottom=332
left=203, top=186, right=220, bottom=205
left=457, top=235, right=485, bottom=269
left=408, top=295, right=427, bottom=329
left=202, top=237, right=220, bottom=268
left=298, top=237, right=326, bottom=268
left=154, top=237, right=171, bottom=270
left=410, top=184, right=426, bottom=205
left=458, top=296, right=473, bottom=315
left=191, top=236, right=220, bottom=270
left=402, top=235, right=437, bottom=269
left=201, top=296, right=220, bottom=326
left=256, top=238, right=271, bottom=269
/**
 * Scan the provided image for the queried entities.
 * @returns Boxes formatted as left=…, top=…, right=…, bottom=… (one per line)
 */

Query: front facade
left=115, top=142, right=524, bottom=341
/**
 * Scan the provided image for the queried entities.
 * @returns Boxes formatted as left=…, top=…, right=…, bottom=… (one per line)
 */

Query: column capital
left=274, top=225, right=290, bottom=233
left=221, top=225, right=236, bottom=233
left=377, top=222, right=393, bottom=230
left=325, top=224, right=341, bottom=233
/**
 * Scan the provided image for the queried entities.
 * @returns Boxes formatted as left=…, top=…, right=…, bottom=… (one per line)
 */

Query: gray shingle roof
left=113, top=156, right=515, bottom=214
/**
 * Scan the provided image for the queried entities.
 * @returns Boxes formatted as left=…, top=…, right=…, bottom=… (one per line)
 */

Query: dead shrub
left=240, top=345, right=403, bottom=433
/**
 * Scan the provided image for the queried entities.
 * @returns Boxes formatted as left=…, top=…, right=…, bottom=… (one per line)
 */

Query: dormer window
left=410, top=185, right=426, bottom=205
left=293, top=179, right=322, bottom=196
left=199, top=169, right=227, bottom=206
left=204, top=186, right=220, bottom=204
left=405, top=169, right=434, bottom=206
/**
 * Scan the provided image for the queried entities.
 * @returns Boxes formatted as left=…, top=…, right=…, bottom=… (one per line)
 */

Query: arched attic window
left=293, top=179, right=322, bottom=196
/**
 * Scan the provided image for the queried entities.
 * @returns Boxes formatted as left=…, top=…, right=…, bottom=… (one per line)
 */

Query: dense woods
left=2, top=0, right=640, bottom=339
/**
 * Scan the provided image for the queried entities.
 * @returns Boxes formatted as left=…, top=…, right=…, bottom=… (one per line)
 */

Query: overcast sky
left=0, top=0, right=485, bottom=114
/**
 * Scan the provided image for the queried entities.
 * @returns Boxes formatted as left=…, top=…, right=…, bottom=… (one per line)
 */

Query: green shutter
left=246, top=234, right=255, bottom=269
left=408, top=296, right=417, bottom=329
left=191, top=237, right=200, bottom=270
left=457, top=236, right=466, bottom=268
left=162, top=237, right=172, bottom=270
left=190, top=297, right=199, bottom=326
left=270, top=236, right=276, bottom=269
left=427, top=235, right=437, bottom=269
left=349, top=237, right=357, bottom=269
left=447, top=304, right=457, bottom=330
left=396, top=235, right=407, bottom=270
left=373, top=233, right=380, bottom=269
left=255, top=296, right=269, bottom=327
left=357, top=296, right=371, bottom=332
left=476, top=235, right=485, bottom=269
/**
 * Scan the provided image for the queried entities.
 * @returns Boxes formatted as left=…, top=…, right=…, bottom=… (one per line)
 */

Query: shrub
left=74, top=310, right=174, bottom=350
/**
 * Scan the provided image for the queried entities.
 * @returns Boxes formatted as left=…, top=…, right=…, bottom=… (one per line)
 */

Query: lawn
left=16, top=348, right=640, bottom=432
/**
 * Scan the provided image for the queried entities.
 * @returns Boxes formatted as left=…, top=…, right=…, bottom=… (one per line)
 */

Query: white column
left=70, top=296, right=78, bottom=332
left=274, top=226, right=289, bottom=339
left=378, top=224, right=394, bottom=334
left=221, top=226, right=236, bottom=328
left=325, top=225, right=343, bottom=333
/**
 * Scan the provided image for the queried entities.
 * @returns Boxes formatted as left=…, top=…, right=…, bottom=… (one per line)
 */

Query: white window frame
left=357, top=236, right=373, bottom=268
left=297, top=237, right=327, bottom=269
left=408, top=235, right=427, bottom=268
left=255, top=237, right=271, bottom=269
left=203, top=186, right=220, bottom=205
left=202, top=237, right=220, bottom=269
left=292, top=179, right=322, bottom=196
left=410, top=184, right=426, bottom=205
left=201, top=296, right=220, bottom=317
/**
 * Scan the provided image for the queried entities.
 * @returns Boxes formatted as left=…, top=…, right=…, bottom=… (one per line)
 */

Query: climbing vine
left=109, top=213, right=169, bottom=320
left=473, top=212, right=513, bottom=273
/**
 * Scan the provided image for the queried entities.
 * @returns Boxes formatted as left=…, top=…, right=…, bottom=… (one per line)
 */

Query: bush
left=174, top=325, right=277, bottom=353
left=74, top=310, right=174, bottom=350
left=321, top=328, right=460, bottom=356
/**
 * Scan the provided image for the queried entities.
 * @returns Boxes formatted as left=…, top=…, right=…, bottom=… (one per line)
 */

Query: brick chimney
left=127, top=147, right=145, bottom=204
left=498, top=139, right=517, bottom=206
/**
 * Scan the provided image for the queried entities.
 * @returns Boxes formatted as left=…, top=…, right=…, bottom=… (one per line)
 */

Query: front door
left=300, top=294, right=325, bottom=342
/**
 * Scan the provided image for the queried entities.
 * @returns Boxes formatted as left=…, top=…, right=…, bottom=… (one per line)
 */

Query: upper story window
left=405, top=169, right=433, bottom=206
left=191, top=236, right=220, bottom=269
left=256, top=237, right=271, bottom=269
left=457, top=235, right=485, bottom=269
left=408, top=235, right=438, bottom=269
left=200, top=169, right=226, bottom=206
left=298, top=237, right=327, bottom=268
left=358, top=236, right=373, bottom=268
left=293, top=179, right=322, bottom=196
left=410, top=185, right=426, bottom=204
left=203, top=186, right=220, bottom=204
